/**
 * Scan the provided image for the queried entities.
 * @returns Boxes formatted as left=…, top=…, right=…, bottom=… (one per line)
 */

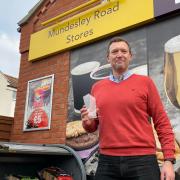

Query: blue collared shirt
left=109, top=70, right=133, bottom=83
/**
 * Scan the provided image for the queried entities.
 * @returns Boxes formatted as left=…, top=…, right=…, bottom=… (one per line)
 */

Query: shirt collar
left=109, top=70, right=133, bottom=83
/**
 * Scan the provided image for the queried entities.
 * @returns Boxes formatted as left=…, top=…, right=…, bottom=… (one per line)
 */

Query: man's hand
left=80, top=105, right=99, bottom=132
left=161, top=161, right=175, bottom=180
left=80, top=105, right=96, bottom=127
left=80, top=106, right=94, bottom=121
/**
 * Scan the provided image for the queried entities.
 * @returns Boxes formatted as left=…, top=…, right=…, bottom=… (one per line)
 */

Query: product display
left=66, top=120, right=86, bottom=138
left=38, top=167, right=73, bottom=180
left=66, top=120, right=99, bottom=150
left=7, top=175, right=38, bottom=180
left=5, top=167, right=73, bottom=180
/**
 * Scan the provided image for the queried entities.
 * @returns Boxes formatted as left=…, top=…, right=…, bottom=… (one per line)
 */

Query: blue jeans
left=95, top=154, right=160, bottom=180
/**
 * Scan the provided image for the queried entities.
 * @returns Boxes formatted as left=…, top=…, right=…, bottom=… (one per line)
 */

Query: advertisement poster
left=66, top=28, right=148, bottom=154
left=68, top=16, right=180, bottom=131
left=68, top=29, right=148, bottom=122
left=23, top=74, right=54, bottom=131
left=66, top=15, right=180, bottom=163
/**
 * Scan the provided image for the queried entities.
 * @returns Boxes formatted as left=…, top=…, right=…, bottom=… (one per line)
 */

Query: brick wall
left=10, top=51, right=70, bottom=144
left=0, top=116, right=13, bottom=142
left=10, top=0, right=93, bottom=144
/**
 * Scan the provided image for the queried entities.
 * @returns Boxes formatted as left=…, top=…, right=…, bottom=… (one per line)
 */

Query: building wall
left=10, top=0, right=81, bottom=144
left=0, top=73, right=16, bottom=117
left=11, top=0, right=180, bottom=145
left=0, top=115, right=13, bottom=141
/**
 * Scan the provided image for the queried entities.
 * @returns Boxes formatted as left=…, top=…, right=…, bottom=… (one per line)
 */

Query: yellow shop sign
left=29, top=0, right=154, bottom=61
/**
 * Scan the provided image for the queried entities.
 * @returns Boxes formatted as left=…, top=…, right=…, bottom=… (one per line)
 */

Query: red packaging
left=57, top=176, right=73, bottom=180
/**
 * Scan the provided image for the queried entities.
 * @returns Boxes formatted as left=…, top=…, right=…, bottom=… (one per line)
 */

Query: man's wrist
left=164, top=158, right=176, bottom=164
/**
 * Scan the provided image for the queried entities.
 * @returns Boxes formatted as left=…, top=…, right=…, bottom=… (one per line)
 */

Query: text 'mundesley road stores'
left=48, top=1, right=119, bottom=43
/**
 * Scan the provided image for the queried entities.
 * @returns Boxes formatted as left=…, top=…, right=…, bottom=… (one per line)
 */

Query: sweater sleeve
left=147, top=78, right=175, bottom=159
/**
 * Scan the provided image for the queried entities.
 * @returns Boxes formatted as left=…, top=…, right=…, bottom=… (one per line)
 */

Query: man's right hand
left=80, top=105, right=99, bottom=132
left=80, top=105, right=94, bottom=123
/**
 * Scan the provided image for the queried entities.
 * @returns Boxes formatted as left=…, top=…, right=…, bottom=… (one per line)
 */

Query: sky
left=0, top=0, right=40, bottom=78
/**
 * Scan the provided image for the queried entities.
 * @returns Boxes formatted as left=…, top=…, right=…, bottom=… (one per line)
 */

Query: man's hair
left=107, top=36, right=132, bottom=55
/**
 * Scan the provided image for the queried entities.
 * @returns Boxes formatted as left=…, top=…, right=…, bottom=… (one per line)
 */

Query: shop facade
left=10, top=0, right=180, bottom=154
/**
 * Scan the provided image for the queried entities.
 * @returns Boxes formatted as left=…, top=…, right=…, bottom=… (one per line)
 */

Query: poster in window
left=23, top=74, right=54, bottom=131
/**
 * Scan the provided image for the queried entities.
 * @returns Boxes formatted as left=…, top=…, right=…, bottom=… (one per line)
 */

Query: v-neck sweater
left=83, top=74, right=175, bottom=159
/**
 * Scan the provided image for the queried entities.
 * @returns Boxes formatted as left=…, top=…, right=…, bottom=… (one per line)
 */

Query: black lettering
left=74, top=21, right=79, bottom=28
left=101, top=10, right=106, bottom=17
left=65, top=22, right=70, bottom=31
left=79, top=32, right=84, bottom=39
left=84, top=30, right=89, bottom=37
left=107, top=8, right=113, bottom=14
left=89, top=29, right=93, bottom=35
left=69, top=23, right=74, bottom=29
left=55, top=29, right=60, bottom=35
left=48, top=30, right=56, bottom=38
left=66, top=35, right=72, bottom=43
left=66, top=29, right=94, bottom=44
left=75, top=34, right=80, bottom=40
left=81, top=18, right=86, bottom=25
left=93, top=1, right=119, bottom=20
left=59, top=27, right=65, bottom=34
left=71, top=35, right=75, bottom=42
left=94, top=10, right=100, bottom=19
left=48, top=29, right=61, bottom=38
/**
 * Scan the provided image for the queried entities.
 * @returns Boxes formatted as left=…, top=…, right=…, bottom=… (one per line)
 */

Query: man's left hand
left=161, top=161, right=175, bottom=180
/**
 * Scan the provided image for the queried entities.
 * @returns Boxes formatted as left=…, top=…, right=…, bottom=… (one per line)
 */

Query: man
left=81, top=37, right=176, bottom=180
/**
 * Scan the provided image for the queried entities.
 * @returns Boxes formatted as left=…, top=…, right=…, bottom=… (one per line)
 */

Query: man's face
left=107, top=41, right=132, bottom=73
